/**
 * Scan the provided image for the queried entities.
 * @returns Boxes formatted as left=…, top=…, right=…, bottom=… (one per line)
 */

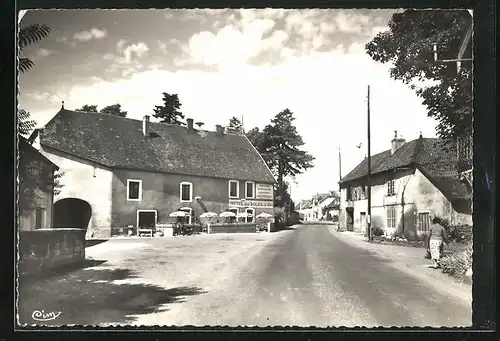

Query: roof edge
left=243, top=134, right=277, bottom=184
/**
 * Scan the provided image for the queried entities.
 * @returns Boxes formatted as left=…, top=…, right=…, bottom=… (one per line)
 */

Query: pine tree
left=153, top=92, right=185, bottom=125
left=226, top=116, right=243, bottom=134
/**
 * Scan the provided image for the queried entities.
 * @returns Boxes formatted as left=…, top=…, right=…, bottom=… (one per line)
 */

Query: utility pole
left=338, top=146, right=342, bottom=182
left=367, top=85, right=372, bottom=242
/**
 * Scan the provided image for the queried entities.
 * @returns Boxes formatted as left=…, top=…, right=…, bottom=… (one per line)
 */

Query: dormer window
left=229, top=180, right=239, bottom=198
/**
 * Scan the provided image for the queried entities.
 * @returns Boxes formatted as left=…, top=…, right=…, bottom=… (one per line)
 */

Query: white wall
left=40, top=146, right=113, bottom=237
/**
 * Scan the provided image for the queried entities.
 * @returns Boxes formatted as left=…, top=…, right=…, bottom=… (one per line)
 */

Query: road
left=136, top=224, right=471, bottom=327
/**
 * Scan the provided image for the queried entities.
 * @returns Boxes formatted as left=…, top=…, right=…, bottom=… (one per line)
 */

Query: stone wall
left=18, top=229, right=86, bottom=276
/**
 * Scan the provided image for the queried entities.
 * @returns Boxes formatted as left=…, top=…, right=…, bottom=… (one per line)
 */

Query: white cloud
left=122, top=42, right=150, bottom=63
left=35, top=48, right=53, bottom=57
left=73, top=28, right=107, bottom=42
left=157, top=40, right=168, bottom=54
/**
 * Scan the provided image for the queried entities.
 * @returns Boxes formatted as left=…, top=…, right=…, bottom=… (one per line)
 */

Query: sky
left=18, top=9, right=440, bottom=202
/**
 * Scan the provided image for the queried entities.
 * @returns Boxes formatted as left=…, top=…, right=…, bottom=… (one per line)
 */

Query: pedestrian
left=427, top=216, right=449, bottom=268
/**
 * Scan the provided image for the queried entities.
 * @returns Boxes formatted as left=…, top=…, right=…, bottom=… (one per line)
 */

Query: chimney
left=186, top=118, right=194, bottom=131
left=391, top=130, right=406, bottom=154
left=195, top=121, right=204, bottom=129
left=215, top=124, right=222, bottom=135
left=142, top=115, right=150, bottom=137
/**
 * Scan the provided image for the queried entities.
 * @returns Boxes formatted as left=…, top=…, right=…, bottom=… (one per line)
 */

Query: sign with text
left=255, top=183, right=274, bottom=200
left=229, top=200, right=274, bottom=208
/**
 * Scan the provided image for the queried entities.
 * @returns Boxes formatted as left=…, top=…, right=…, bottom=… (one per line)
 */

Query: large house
left=338, top=132, right=472, bottom=238
left=30, top=107, right=275, bottom=238
left=18, top=136, right=59, bottom=231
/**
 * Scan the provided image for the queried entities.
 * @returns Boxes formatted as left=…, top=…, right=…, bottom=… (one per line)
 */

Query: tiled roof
left=339, top=137, right=471, bottom=202
left=39, top=109, right=275, bottom=183
left=19, top=135, right=59, bottom=170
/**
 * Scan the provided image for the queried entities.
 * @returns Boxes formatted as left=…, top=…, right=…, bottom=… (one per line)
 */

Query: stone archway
left=53, top=198, right=92, bottom=230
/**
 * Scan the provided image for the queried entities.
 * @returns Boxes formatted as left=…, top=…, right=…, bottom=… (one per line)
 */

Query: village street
left=19, top=225, right=471, bottom=327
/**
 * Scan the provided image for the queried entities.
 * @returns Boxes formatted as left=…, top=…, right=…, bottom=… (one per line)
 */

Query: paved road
left=140, top=225, right=471, bottom=327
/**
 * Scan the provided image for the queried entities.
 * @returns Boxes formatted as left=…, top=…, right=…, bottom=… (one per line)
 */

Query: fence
left=208, top=223, right=257, bottom=234
left=18, top=228, right=86, bottom=276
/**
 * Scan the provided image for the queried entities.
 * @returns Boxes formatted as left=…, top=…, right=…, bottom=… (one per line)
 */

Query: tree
left=101, top=104, right=127, bottom=117
left=365, top=10, right=472, bottom=142
left=18, top=24, right=51, bottom=73
left=226, top=116, right=243, bottom=134
left=77, top=104, right=98, bottom=113
left=153, top=92, right=185, bottom=125
left=247, top=108, right=314, bottom=222
left=17, top=23, right=65, bottom=208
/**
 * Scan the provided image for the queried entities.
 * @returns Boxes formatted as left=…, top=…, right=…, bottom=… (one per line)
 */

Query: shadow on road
left=85, top=239, right=109, bottom=248
left=18, top=262, right=207, bottom=326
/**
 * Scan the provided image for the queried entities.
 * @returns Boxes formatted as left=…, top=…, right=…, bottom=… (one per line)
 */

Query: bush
left=440, top=242, right=473, bottom=280
left=372, top=227, right=385, bottom=236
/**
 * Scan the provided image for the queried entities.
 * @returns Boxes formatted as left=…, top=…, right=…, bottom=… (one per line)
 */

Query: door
left=360, top=212, right=367, bottom=232
left=138, top=211, right=156, bottom=228
left=346, top=207, right=354, bottom=231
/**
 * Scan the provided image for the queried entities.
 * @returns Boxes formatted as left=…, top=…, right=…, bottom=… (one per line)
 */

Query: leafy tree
left=226, top=116, right=243, bottom=134
left=77, top=104, right=98, bottom=113
left=17, top=23, right=65, bottom=209
left=247, top=108, right=314, bottom=224
left=101, top=104, right=127, bottom=117
left=18, top=24, right=51, bottom=73
left=365, top=9, right=472, bottom=142
left=18, top=109, right=36, bottom=137
left=153, top=92, right=185, bottom=125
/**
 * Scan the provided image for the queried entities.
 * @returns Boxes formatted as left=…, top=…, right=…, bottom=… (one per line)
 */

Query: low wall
left=208, top=223, right=257, bottom=234
left=18, top=228, right=86, bottom=276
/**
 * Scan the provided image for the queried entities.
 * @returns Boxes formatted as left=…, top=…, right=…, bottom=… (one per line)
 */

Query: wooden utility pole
left=367, top=85, right=372, bottom=242
left=338, top=146, right=342, bottom=182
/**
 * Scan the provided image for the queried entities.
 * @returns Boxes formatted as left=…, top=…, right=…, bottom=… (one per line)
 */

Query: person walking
left=427, top=217, right=449, bottom=268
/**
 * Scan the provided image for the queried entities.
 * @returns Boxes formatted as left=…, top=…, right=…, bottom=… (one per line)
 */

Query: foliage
left=18, top=109, right=36, bottom=136
left=226, top=116, right=243, bottom=134
left=18, top=24, right=51, bottom=73
left=53, top=170, right=65, bottom=196
left=440, top=241, right=472, bottom=281
left=365, top=10, right=472, bottom=142
left=76, top=104, right=127, bottom=117
left=246, top=109, right=314, bottom=208
left=101, top=104, right=127, bottom=117
left=153, top=92, right=185, bottom=125
left=77, top=104, right=98, bottom=113
left=372, top=227, right=385, bottom=237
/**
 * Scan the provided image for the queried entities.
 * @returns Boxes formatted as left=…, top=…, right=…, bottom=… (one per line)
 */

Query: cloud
left=157, top=40, right=168, bottom=54
left=73, top=28, right=107, bottom=42
left=35, top=48, right=53, bottom=57
left=123, top=42, right=150, bottom=63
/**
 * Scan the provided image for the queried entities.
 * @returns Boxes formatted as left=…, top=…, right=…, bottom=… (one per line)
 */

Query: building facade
left=32, top=108, right=275, bottom=238
left=339, top=133, right=472, bottom=239
left=18, top=136, right=59, bottom=231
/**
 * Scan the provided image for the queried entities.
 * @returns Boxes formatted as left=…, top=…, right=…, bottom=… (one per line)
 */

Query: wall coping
left=21, top=228, right=86, bottom=233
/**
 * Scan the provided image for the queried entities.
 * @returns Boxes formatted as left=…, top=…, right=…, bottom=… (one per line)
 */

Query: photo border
left=2, top=0, right=496, bottom=340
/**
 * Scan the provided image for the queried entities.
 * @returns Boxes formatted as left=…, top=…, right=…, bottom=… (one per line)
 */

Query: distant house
left=324, top=199, right=340, bottom=221
left=338, top=132, right=472, bottom=238
left=18, top=136, right=59, bottom=231
left=297, top=192, right=339, bottom=222
left=30, top=108, right=275, bottom=238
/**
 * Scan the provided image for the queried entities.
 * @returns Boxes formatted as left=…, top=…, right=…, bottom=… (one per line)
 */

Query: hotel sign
left=255, top=183, right=274, bottom=200
left=229, top=200, right=274, bottom=208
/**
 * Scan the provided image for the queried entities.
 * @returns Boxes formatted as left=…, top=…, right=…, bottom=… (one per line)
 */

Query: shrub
left=440, top=241, right=473, bottom=280
left=372, top=227, right=385, bottom=236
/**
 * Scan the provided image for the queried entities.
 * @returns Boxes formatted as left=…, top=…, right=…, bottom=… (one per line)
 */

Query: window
left=417, top=212, right=431, bottom=232
left=387, top=179, right=395, bottom=196
left=180, top=182, right=193, bottom=202
left=246, top=208, right=255, bottom=223
left=228, top=207, right=238, bottom=218
left=35, top=207, right=46, bottom=230
left=229, top=180, right=239, bottom=198
left=245, top=181, right=255, bottom=199
left=387, top=207, right=396, bottom=228
left=346, top=186, right=352, bottom=200
left=127, top=179, right=142, bottom=201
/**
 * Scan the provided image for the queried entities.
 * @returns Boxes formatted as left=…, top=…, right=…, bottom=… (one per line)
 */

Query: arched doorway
left=53, top=198, right=92, bottom=230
